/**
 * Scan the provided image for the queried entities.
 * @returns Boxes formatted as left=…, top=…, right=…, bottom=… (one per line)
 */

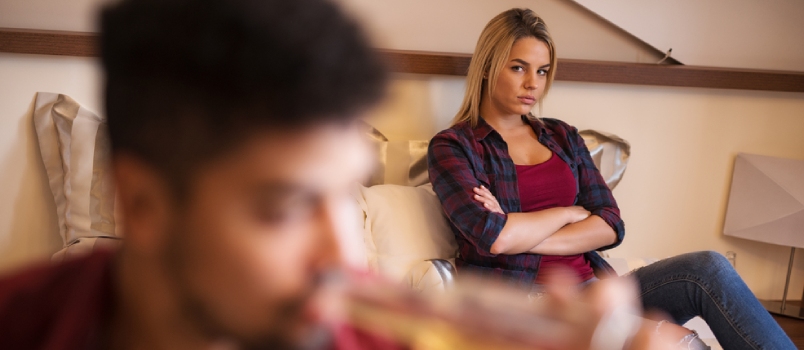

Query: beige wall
left=1, top=0, right=804, bottom=302
left=0, top=0, right=111, bottom=32
left=574, top=0, right=804, bottom=71
left=557, top=84, right=804, bottom=301
left=338, top=0, right=663, bottom=63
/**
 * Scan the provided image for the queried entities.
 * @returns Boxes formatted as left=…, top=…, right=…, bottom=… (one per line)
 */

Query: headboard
left=1, top=28, right=803, bottom=93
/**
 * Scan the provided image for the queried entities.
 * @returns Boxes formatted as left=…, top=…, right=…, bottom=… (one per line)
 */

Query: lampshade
left=723, top=153, right=804, bottom=248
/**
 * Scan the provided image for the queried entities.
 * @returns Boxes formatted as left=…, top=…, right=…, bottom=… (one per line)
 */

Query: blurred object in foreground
left=336, top=273, right=646, bottom=350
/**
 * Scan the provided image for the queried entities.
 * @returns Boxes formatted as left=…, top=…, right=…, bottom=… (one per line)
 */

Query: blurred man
left=0, top=0, right=674, bottom=349
left=0, top=0, right=389, bottom=348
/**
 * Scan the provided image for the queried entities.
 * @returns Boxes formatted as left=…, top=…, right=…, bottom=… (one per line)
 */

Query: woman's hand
left=474, top=186, right=590, bottom=224
left=565, top=206, right=591, bottom=224
left=473, top=185, right=504, bottom=214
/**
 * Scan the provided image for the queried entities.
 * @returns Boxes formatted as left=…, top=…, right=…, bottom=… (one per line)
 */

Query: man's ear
left=113, top=153, right=175, bottom=254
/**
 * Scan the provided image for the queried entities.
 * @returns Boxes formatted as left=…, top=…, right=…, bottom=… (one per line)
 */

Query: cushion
left=357, top=184, right=458, bottom=283
left=361, top=123, right=429, bottom=187
left=33, top=92, right=121, bottom=261
left=579, top=130, right=630, bottom=190
left=407, top=258, right=457, bottom=293
left=373, top=140, right=430, bottom=187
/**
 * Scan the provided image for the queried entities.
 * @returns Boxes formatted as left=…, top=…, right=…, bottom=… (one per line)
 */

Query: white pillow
left=33, top=92, right=121, bottom=261
left=357, top=184, right=458, bottom=283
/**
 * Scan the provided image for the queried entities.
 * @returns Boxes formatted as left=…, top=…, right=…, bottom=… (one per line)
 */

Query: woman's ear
left=113, top=153, right=175, bottom=254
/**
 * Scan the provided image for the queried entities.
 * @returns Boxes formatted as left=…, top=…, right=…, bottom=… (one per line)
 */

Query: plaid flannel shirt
left=428, top=116, right=623, bottom=287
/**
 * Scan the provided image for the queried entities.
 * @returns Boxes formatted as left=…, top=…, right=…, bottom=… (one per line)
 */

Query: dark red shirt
left=515, top=153, right=594, bottom=284
left=0, top=251, right=404, bottom=349
left=428, top=116, right=622, bottom=288
left=0, top=252, right=115, bottom=349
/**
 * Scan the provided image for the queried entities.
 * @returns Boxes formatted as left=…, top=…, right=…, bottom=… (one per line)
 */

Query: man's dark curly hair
left=100, top=0, right=387, bottom=191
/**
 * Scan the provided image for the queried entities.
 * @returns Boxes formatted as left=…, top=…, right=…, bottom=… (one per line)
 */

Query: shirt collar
left=525, top=115, right=553, bottom=139
left=472, top=115, right=552, bottom=140
left=472, top=116, right=495, bottom=140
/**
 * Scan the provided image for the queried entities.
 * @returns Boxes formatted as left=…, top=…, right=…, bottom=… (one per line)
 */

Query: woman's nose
left=524, top=73, right=538, bottom=90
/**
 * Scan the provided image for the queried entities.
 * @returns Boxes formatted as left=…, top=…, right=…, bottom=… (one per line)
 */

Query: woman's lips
left=518, top=96, right=536, bottom=105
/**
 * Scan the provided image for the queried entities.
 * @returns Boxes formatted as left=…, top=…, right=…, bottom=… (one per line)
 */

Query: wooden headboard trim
left=3, top=28, right=803, bottom=93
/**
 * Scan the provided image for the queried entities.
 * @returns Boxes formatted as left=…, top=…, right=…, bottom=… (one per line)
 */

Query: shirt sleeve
left=568, top=126, right=625, bottom=250
left=427, top=132, right=506, bottom=257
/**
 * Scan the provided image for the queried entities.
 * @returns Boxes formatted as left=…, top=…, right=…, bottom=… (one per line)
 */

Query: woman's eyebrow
left=510, top=59, right=551, bottom=69
left=511, top=58, right=530, bottom=66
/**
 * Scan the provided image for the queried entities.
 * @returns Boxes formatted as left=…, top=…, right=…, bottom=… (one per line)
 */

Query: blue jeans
left=630, top=251, right=795, bottom=350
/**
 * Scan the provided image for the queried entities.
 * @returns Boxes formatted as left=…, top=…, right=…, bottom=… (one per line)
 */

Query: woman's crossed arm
left=474, top=186, right=617, bottom=256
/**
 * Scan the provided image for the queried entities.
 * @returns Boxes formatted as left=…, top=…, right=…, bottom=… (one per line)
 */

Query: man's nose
left=313, top=196, right=363, bottom=271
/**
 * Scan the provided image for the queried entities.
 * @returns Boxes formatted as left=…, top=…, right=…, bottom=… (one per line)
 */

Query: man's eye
left=255, top=202, right=314, bottom=225
left=255, top=207, right=290, bottom=223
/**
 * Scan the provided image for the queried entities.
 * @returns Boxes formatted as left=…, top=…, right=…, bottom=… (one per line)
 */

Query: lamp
left=723, top=153, right=804, bottom=319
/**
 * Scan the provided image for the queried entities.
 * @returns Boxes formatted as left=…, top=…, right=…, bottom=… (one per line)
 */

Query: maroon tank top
left=515, top=153, right=595, bottom=284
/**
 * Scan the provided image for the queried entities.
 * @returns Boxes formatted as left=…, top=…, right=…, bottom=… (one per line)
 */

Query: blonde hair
left=452, top=8, right=557, bottom=127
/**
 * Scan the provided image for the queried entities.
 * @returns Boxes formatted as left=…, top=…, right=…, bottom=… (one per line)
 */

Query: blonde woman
left=427, top=8, right=793, bottom=350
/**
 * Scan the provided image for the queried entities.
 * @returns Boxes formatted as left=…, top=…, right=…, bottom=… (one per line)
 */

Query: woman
left=427, top=8, right=794, bottom=350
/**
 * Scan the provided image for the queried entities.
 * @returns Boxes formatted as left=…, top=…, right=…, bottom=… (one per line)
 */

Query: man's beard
left=161, top=226, right=332, bottom=349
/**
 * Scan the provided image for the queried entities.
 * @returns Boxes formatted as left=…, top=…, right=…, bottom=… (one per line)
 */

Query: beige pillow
left=370, top=140, right=430, bottom=187
left=579, top=130, right=630, bottom=190
left=361, top=123, right=429, bottom=187
left=407, top=258, right=456, bottom=293
left=357, top=184, right=458, bottom=283
left=33, top=92, right=122, bottom=261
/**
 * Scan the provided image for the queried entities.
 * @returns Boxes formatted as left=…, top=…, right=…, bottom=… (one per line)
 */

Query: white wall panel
left=574, top=0, right=804, bottom=71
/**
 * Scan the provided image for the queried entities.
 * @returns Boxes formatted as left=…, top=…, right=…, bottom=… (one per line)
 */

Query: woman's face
left=484, top=37, right=551, bottom=118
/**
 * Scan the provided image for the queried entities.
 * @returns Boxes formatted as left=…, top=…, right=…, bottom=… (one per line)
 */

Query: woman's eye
left=511, top=66, right=524, bottom=72
left=537, top=69, right=548, bottom=76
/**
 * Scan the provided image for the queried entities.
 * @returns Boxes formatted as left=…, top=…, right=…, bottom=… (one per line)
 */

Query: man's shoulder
left=0, top=250, right=114, bottom=348
left=0, top=250, right=113, bottom=301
